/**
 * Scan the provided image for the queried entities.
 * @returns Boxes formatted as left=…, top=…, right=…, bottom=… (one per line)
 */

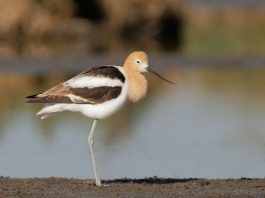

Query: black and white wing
left=26, top=66, right=126, bottom=104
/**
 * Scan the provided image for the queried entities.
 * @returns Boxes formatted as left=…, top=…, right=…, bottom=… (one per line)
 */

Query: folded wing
left=26, top=66, right=125, bottom=104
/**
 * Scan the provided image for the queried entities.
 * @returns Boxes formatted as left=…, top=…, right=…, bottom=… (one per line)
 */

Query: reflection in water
left=0, top=68, right=265, bottom=179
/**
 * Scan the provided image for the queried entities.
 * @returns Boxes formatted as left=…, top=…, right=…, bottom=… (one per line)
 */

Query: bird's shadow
left=104, top=177, right=200, bottom=184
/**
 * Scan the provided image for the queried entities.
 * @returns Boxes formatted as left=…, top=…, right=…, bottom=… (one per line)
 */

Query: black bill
left=147, top=68, right=176, bottom=85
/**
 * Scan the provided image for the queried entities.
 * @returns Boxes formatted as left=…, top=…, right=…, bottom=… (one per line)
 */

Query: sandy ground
left=1, top=177, right=265, bottom=198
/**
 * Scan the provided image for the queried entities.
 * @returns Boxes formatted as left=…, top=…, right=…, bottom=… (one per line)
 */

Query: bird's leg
left=88, top=119, right=101, bottom=186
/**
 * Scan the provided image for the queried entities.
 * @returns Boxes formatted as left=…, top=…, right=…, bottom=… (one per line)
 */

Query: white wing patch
left=67, top=94, right=92, bottom=103
left=64, top=76, right=123, bottom=89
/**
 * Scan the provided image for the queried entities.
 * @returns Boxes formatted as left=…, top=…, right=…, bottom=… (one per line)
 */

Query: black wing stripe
left=82, top=66, right=125, bottom=83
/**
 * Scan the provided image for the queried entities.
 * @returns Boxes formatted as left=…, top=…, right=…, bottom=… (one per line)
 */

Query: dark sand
left=1, top=177, right=265, bottom=198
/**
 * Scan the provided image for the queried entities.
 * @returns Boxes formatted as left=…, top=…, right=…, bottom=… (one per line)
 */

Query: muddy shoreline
left=1, top=177, right=265, bottom=197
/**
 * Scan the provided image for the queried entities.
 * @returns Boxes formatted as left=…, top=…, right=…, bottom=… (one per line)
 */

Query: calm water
left=0, top=67, right=265, bottom=179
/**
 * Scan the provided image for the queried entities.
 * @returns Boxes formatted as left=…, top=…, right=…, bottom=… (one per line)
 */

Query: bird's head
left=124, top=51, right=149, bottom=73
left=124, top=51, right=176, bottom=84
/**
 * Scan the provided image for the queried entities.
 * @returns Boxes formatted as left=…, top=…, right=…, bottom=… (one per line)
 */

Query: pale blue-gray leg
left=88, top=119, right=101, bottom=186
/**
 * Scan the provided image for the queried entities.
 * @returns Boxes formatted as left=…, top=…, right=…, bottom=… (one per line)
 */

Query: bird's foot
left=95, top=179, right=102, bottom=186
left=95, top=179, right=109, bottom=186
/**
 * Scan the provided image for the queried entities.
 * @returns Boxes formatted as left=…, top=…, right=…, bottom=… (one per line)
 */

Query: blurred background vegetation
left=0, top=0, right=264, bottom=57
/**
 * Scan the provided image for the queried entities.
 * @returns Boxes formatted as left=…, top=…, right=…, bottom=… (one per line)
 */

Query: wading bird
left=26, top=51, right=175, bottom=186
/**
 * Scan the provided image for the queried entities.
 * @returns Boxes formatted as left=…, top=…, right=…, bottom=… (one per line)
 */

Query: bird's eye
left=136, top=60, right=141, bottom=64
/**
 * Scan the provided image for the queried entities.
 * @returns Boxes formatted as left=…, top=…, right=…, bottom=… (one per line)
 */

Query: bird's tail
left=26, top=93, right=50, bottom=119
left=26, top=94, right=66, bottom=119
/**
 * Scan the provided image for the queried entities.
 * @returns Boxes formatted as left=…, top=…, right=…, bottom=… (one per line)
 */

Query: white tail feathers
left=36, top=107, right=51, bottom=119
left=36, top=104, right=65, bottom=119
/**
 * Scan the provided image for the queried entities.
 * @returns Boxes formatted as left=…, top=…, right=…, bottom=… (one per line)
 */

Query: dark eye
left=136, top=60, right=141, bottom=64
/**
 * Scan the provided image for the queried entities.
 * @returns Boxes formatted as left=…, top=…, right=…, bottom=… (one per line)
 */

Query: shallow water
left=0, top=67, right=265, bottom=179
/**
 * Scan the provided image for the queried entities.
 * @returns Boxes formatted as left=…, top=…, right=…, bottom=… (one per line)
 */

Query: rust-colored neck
left=124, top=65, right=148, bottom=103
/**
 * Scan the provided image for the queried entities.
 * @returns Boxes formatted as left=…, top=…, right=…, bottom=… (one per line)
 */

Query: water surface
left=0, top=67, right=265, bottom=179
